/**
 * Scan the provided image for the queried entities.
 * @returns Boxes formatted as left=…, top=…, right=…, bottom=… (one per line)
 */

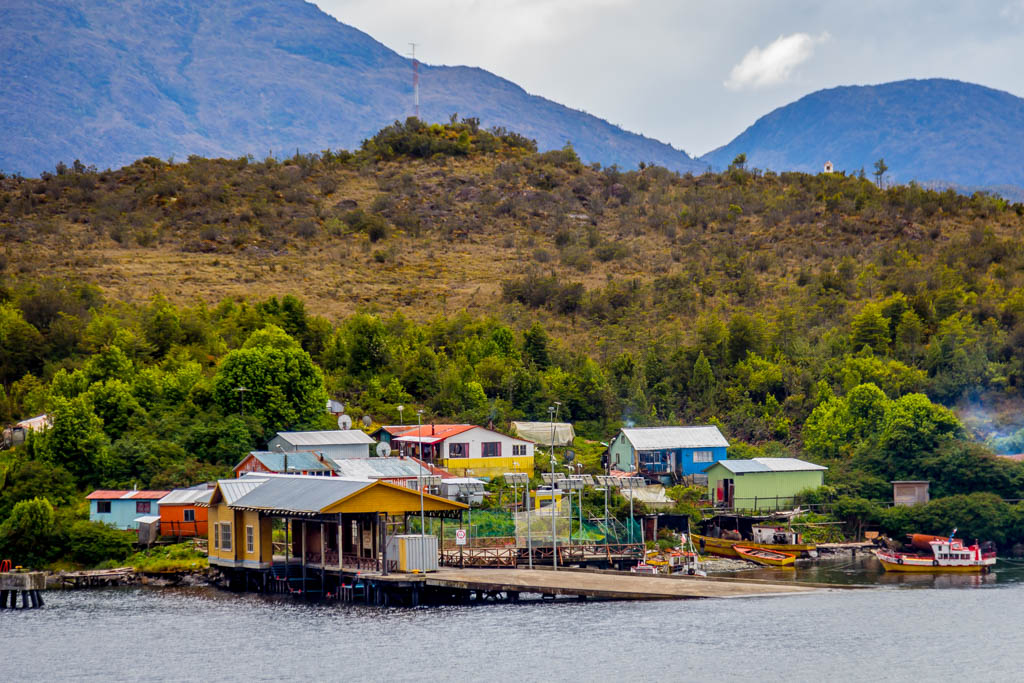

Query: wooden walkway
left=383, top=568, right=823, bottom=601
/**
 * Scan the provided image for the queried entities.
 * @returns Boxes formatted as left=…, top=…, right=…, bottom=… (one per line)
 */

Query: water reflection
left=713, top=552, right=1024, bottom=588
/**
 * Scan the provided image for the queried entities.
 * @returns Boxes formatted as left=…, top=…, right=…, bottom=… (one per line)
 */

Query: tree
left=35, top=395, right=110, bottom=485
left=850, top=305, right=890, bottom=354
left=66, top=520, right=134, bottom=566
left=730, top=153, right=747, bottom=171
left=691, top=351, right=715, bottom=410
left=873, top=158, right=888, bottom=188
left=522, top=322, right=551, bottom=369
left=0, top=303, right=44, bottom=384
left=0, top=497, right=57, bottom=568
left=212, top=328, right=327, bottom=436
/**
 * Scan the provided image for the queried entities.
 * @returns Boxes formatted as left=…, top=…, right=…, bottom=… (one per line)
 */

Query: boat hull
left=734, top=545, right=796, bottom=567
left=877, top=556, right=991, bottom=573
left=693, top=534, right=817, bottom=558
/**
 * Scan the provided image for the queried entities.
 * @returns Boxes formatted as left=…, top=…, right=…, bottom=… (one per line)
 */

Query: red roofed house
left=390, top=424, right=534, bottom=478
left=87, top=489, right=170, bottom=530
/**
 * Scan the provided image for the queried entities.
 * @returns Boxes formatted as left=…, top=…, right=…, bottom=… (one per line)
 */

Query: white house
left=392, top=424, right=534, bottom=478
left=267, top=430, right=375, bottom=460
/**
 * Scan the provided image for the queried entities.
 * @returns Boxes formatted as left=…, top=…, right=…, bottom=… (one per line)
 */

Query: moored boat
left=694, top=514, right=817, bottom=558
left=875, top=534, right=996, bottom=573
left=733, top=544, right=797, bottom=567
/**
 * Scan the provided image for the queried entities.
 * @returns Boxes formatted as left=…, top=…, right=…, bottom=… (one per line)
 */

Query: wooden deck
left=381, top=568, right=823, bottom=600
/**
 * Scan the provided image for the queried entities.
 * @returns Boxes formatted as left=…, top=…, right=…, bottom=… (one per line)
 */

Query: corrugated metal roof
left=218, top=477, right=270, bottom=505
left=230, top=475, right=372, bottom=513
left=707, top=458, right=828, bottom=474
left=391, top=424, right=476, bottom=441
left=86, top=490, right=170, bottom=500
left=275, top=430, right=375, bottom=446
left=619, top=426, right=729, bottom=450
left=159, top=487, right=214, bottom=505
left=331, top=458, right=429, bottom=479
left=246, top=451, right=337, bottom=473
left=134, top=515, right=161, bottom=524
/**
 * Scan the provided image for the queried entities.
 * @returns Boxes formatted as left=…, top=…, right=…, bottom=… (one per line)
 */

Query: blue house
left=608, top=426, right=729, bottom=485
left=87, top=490, right=171, bottom=530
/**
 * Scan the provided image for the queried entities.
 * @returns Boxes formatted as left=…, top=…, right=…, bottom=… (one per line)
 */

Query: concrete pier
left=0, top=572, right=47, bottom=609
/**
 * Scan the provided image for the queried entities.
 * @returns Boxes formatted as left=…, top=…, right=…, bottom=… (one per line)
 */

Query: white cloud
left=725, top=32, right=830, bottom=90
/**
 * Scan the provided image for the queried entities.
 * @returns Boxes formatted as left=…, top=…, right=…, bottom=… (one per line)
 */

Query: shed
left=268, top=430, right=375, bottom=460
left=510, top=421, right=575, bottom=447
left=87, top=490, right=171, bottom=530
left=234, top=450, right=339, bottom=477
left=703, top=458, right=827, bottom=511
left=609, top=426, right=729, bottom=484
left=158, top=485, right=213, bottom=537
left=892, top=480, right=930, bottom=506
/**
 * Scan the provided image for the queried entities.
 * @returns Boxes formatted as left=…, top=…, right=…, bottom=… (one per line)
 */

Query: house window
left=481, top=442, right=500, bottom=458
left=246, top=526, right=254, bottom=554
left=449, top=442, right=468, bottom=458
left=213, top=526, right=219, bottom=549
left=136, top=501, right=151, bottom=514
left=184, top=509, right=195, bottom=522
left=97, top=501, right=112, bottom=514
left=693, top=450, right=714, bottom=463
left=220, top=523, right=232, bottom=551
left=512, top=444, right=526, bottom=456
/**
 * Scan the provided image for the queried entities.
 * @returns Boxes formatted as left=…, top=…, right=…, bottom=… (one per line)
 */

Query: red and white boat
left=875, top=532, right=996, bottom=573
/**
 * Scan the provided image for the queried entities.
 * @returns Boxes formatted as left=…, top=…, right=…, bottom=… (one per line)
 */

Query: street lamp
left=397, top=404, right=404, bottom=428
left=275, top=444, right=289, bottom=475
left=234, top=385, right=248, bottom=416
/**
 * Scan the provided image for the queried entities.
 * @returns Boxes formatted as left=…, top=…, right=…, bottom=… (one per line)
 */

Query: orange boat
left=734, top=545, right=797, bottom=567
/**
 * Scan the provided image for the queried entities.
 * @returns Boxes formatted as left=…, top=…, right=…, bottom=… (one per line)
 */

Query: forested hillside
left=4, top=118, right=1024, bottom=562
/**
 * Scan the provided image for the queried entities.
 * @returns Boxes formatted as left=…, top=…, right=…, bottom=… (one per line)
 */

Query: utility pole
left=409, top=43, right=420, bottom=119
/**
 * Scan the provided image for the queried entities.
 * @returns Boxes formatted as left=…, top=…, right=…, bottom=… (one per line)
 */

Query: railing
left=439, top=542, right=645, bottom=568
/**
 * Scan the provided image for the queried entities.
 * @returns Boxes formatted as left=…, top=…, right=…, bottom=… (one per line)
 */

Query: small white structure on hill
left=823, top=161, right=834, bottom=173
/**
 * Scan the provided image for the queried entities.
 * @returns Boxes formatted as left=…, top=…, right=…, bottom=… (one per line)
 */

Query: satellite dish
left=338, top=414, right=353, bottom=430
left=362, top=415, right=372, bottom=427
left=376, top=441, right=392, bottom=457
left=563, top=449, right=576, bottom=464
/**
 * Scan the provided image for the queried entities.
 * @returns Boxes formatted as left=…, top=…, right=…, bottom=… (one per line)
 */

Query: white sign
left=455, top=529, right=467, bottom=546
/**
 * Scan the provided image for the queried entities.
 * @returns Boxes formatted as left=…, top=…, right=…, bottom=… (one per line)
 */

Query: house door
left=722, top=479, right=734, bottom=507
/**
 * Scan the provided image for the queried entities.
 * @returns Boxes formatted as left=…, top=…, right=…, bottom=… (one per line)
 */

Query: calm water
left=4, top=556, right=1024, bottom=682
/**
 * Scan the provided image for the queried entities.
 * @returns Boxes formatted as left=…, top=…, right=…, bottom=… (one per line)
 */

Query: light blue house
left=87, top=490, right=170, bottom=530
left=608, top=426, right=729, bottom=484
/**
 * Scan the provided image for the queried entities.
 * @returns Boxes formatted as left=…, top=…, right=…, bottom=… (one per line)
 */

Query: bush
left=67, top=520, right=135, bottom=567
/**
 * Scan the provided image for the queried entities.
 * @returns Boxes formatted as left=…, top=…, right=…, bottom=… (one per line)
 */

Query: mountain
left=702, top=79, right=1024, bottom=196
left=0, top=0, right=703, bottom=176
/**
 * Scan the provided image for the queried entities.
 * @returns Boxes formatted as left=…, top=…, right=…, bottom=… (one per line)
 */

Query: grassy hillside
left=6, top=120, right=1024, bottom=562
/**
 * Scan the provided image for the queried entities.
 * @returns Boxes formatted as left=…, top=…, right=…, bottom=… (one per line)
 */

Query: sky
left=312, top=1, right=1024, bottom=157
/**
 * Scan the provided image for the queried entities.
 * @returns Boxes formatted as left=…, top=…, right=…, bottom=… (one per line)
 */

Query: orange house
left=158, top=486, right=213, bottom=538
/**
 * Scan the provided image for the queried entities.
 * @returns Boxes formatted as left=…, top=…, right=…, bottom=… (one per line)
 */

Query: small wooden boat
left=733, top=545, right=796, bottom=567
left=876, top=535, right=996, bottom=573
left=692, top=534, right=816, bottom=559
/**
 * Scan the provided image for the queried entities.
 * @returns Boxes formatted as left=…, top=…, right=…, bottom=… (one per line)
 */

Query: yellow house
left=201, top=474, right=468, bottom=574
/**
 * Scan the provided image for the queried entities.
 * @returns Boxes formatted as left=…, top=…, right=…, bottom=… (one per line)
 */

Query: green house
left=704, top=458, right=827, bottom=511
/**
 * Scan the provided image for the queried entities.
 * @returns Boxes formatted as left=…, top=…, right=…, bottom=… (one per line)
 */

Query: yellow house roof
left=322, top=480, right=468, bottom=515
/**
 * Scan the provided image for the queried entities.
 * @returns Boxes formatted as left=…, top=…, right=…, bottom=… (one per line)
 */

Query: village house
left=608, top=426, right=729, bottom=485
left=87, top=490, right=171, bottom=530
left=389, top=424, right=534, bottom=478
left=267, top=430, right=376, bottom=460
left=704, top=457, right=827, bottom=511
left=157, top=485, right=213, bottom=538
left=234, top=450, right=339, bottom=477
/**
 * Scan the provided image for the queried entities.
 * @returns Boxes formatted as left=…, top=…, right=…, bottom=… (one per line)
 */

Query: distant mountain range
left=702, top=79, right=1024, bottom=198
left=0, top=0, right=704, bottom=176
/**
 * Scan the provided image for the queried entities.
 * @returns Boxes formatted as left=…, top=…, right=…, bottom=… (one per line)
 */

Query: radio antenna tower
left=409, top=42, right=420, bottom=119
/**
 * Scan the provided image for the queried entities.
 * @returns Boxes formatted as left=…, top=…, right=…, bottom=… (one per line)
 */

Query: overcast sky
left=314, top=1, right=1024, bottom=157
